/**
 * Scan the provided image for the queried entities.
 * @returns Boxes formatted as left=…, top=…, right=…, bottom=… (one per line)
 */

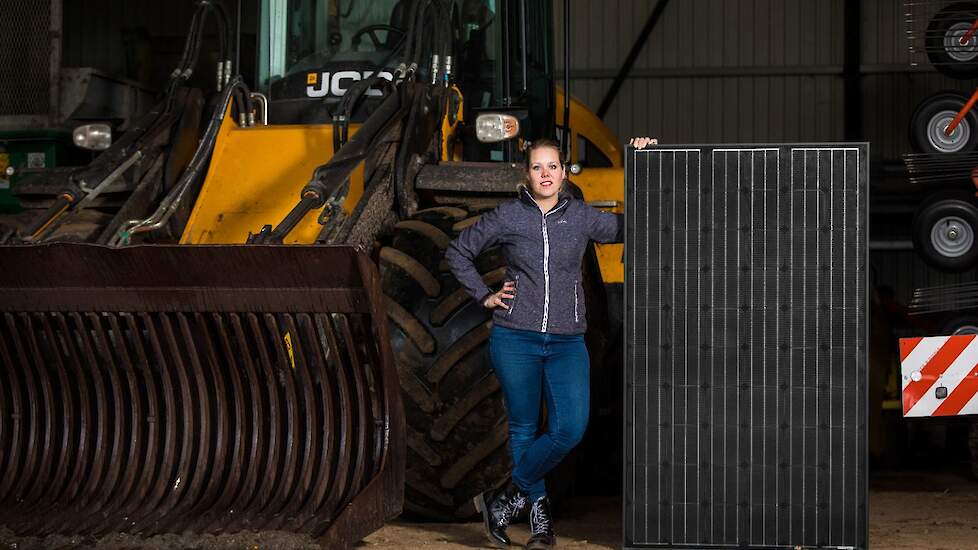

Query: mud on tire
left=379, top=206, right=511, bottom=520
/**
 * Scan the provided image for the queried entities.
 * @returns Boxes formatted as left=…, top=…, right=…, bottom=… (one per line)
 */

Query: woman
left=445, top=136, right=656, bottom=549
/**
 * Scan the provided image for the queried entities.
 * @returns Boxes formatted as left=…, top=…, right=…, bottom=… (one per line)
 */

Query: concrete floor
left=360, top=471, right=978, bottom=550
left=1, top=471, right=975, bottom=549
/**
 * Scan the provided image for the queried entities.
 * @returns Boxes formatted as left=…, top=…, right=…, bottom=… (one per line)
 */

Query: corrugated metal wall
left=555, top=0, right=976, bottom=163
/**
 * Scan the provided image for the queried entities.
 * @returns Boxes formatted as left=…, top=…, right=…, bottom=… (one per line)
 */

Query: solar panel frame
left=623, top=144, right=868, bottom=550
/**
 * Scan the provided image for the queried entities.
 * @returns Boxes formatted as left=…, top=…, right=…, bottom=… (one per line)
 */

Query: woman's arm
left=445, top=207, right=507, bottom=305
left=585, top=137, right=659, bottom=243
left=585, top=207, right=624, bottom=244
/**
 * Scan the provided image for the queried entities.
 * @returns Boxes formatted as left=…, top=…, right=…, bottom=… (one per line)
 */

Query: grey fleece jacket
left=445, top=186, right=624, bottom=335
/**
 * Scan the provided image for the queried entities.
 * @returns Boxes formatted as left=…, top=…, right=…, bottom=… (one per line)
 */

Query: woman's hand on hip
left=483, top=281, right=516, bottom=310
left=629, top=136, right=658, bottom=149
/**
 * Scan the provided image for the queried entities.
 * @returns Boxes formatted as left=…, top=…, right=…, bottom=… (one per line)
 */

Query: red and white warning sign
left=900, top=335, right=978, bottom=417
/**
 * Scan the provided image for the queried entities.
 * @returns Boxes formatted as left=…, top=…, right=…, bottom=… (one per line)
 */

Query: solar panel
left=624, top=144, right=868, bottom=550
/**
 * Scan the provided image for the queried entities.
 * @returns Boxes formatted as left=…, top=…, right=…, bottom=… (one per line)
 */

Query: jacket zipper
left=508, top=274, right=519, bottom=316
left=540, top=200, right=568, bottom=332
left=574, top=279, right=579, bottom=324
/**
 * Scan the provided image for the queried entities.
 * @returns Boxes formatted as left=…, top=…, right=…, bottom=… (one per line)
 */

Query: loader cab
left=256, top=0, right=557, bottom=159
left=257, top=0, right=410, bottom=123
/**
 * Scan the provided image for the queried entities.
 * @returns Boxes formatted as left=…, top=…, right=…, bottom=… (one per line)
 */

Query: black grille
left=624, top=145, right=868, bottom=549
left=0, top=0, right=53, bottom=116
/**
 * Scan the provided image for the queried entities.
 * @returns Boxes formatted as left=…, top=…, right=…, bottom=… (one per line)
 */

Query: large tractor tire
left=379, top=206, right=512, bottom=520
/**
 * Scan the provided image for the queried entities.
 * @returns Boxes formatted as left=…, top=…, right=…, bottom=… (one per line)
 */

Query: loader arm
left=179, top=80, right=438, bottom=247
left=4, top=0, right=242, bottom=247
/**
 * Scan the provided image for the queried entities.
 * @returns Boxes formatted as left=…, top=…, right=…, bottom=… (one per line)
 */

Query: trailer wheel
left=926, top=2, right=978, bottom=79
left=913, top=192, right=978, bottom=271
left=940, top=315, right=978, bottom=335
left=380, top=207, right=511, bottom=520
left=910, top=93, right=978, bottom=154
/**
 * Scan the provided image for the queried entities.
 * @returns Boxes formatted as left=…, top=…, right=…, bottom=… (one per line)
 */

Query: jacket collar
left=517, top=184, right=570, bottom=213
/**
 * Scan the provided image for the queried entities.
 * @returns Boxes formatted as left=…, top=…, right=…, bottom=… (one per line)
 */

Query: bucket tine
left=0, top=243, right=405, bottom=548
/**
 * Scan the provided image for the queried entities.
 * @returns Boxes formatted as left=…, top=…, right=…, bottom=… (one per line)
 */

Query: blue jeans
left=488, top=324, right=590, bottom=501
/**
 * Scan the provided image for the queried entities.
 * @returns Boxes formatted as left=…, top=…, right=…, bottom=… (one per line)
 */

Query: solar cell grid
left=623, top=144, right=868, bottom=550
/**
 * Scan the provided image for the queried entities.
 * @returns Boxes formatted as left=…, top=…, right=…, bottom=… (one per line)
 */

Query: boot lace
left=491, top=492, right=526, bottom=527
left=530, top=500, right=551, bottom=535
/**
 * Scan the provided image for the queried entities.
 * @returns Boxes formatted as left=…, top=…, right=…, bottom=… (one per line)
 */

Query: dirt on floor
left=365, top=471, right=978, bottom=550
left=360, top=496, right=622, bottom=550
left=361, top=479, right=978, bottom=550
left=2, top=472, right=977, bottom=549
left=866, top=472, right=978, bottom=550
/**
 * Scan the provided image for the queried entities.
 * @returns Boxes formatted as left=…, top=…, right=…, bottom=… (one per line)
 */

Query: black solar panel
left=624, top=145, right=868, bottom=550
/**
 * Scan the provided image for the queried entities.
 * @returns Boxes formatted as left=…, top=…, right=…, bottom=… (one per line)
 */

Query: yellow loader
left=0, top=0, right=626, bottom=545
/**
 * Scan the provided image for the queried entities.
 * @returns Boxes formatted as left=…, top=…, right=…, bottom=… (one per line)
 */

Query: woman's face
left=527, top=146, right=564, bottom=201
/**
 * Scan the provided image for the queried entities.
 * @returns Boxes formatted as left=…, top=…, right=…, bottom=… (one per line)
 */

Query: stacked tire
left=908, top=4, right=978, bottom=271
left=911, top=191, right=978, bottom=272
left=926, top=2, right=978, bottom=79
left=910, top=92, right=978, bottom=155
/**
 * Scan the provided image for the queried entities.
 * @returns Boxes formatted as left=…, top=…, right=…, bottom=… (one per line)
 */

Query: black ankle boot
left=525, top=496, right=556, bottom=549
left=473, top=481, right=528, bottom=548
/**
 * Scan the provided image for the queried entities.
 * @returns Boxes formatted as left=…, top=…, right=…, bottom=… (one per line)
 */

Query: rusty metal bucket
left=0, top=244, right=404, bottom=548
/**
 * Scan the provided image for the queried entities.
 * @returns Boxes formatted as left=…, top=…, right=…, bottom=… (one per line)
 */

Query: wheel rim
left=930, top=214, right=975, bottom=257
left=944, top=21, right=978, bottom=62
left=926, top=110, right=971, bottom=153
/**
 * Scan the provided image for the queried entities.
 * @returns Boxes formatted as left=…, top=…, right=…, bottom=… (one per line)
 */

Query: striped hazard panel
left=900, top=335, right=978, bottom=417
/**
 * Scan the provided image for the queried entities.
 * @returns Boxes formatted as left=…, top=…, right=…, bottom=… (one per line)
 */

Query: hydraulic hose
left=22, top=194, right=75, bottom=240
left=393, top=87, right=425, bottom=219
left=174, top=9, right=202, bottom=76
left=332, top=73, right=395, bottom=150
left=400, top=0, right=423, bottom=73
left=17, top=0, right=238, bottom=245
left=113, top=77, right=248, bottom=245
left=20, top=102, right=177, bottom=242
left=253, top=87, right=408, bottom=244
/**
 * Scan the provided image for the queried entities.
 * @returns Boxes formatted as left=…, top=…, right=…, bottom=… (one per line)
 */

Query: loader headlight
left=73, top=123, right=112, bottom=151
left=475, top=113, right=520, bottom=143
